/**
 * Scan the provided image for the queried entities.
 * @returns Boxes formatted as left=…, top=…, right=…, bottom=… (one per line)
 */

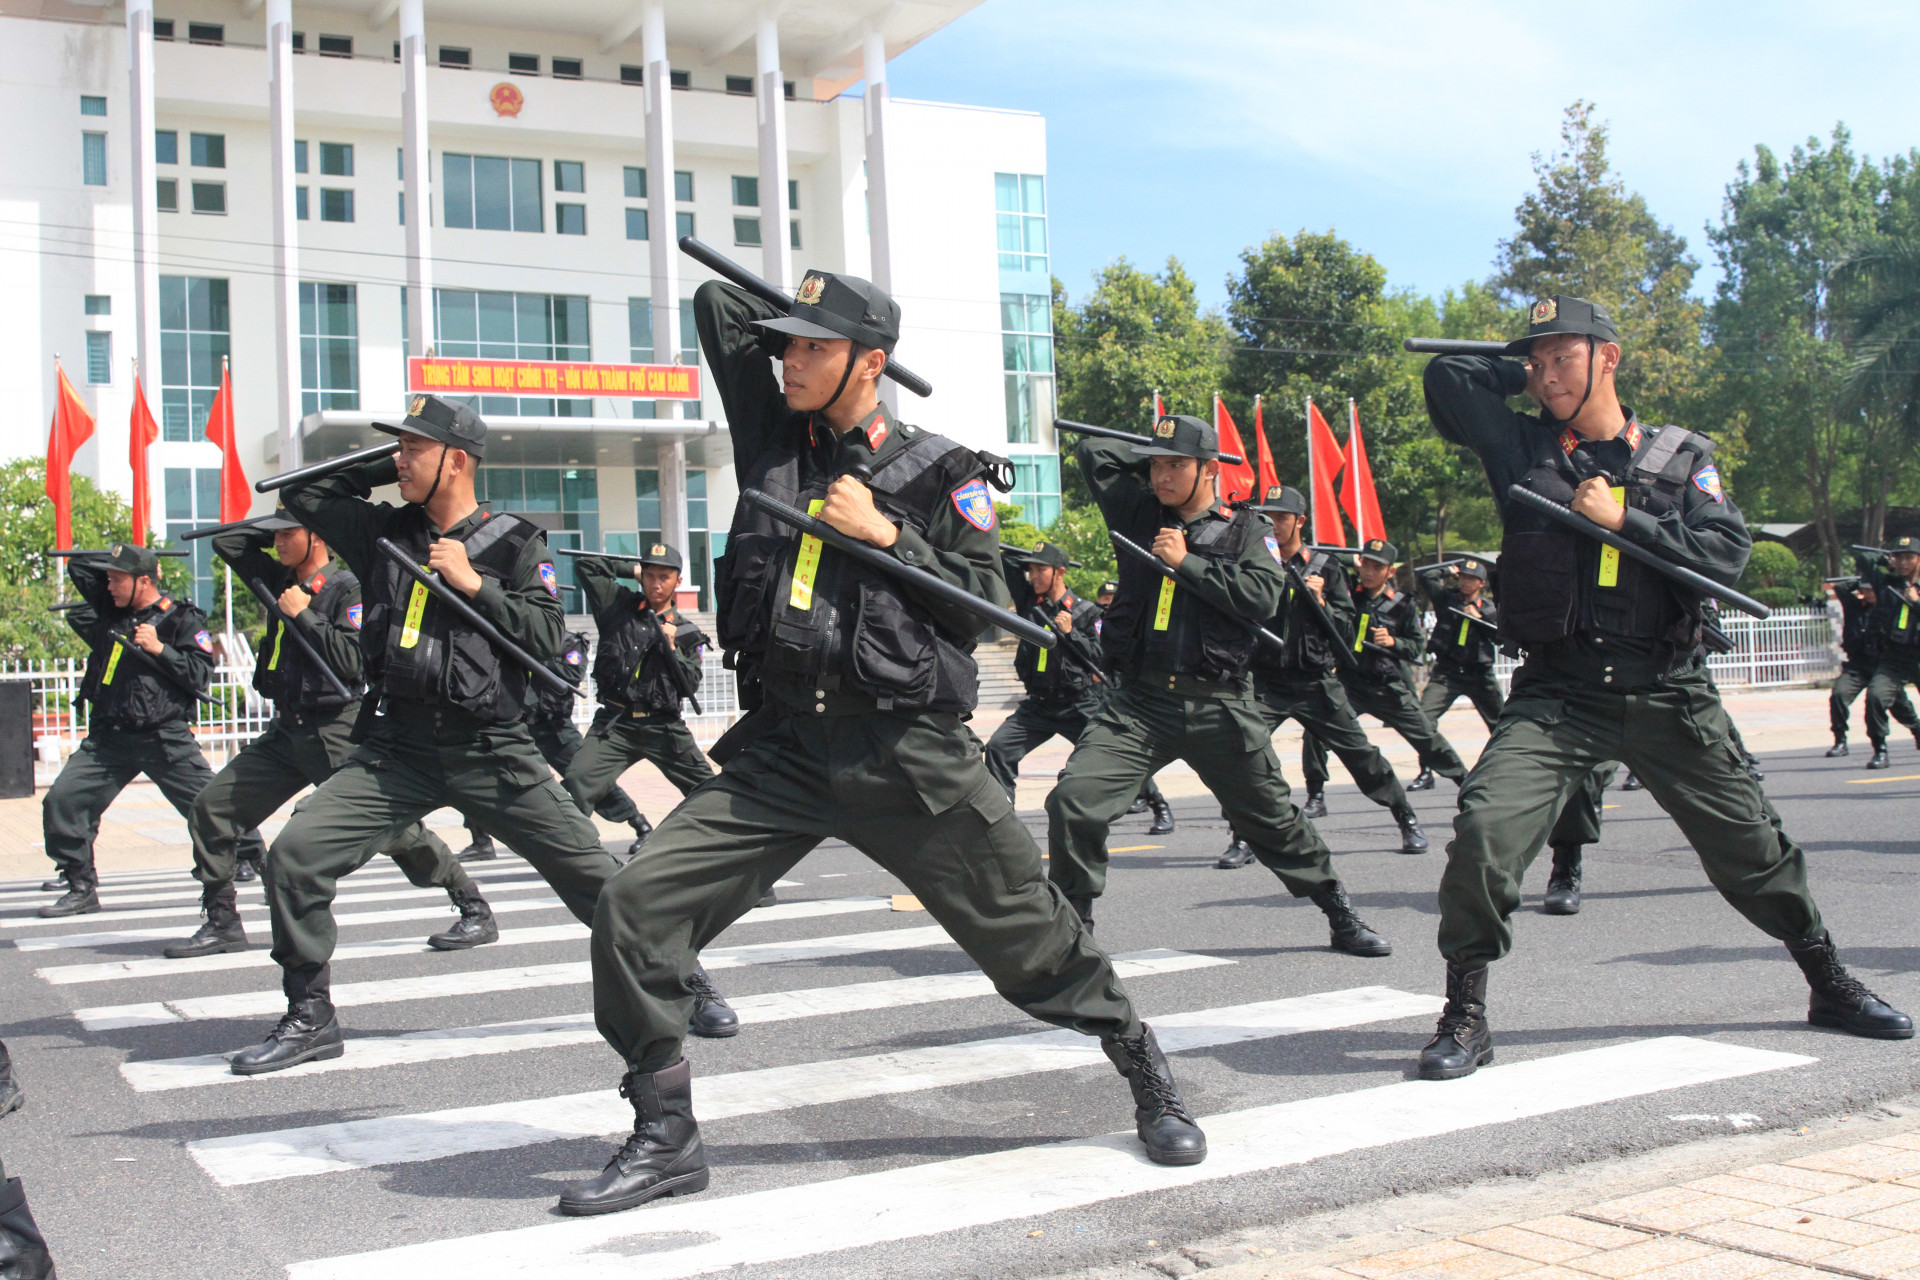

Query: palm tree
left=1832, top=239, right=1920, bottom=545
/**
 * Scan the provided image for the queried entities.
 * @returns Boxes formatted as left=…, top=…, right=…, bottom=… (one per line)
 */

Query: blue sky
left=889, top=0, right=1920, bottom=311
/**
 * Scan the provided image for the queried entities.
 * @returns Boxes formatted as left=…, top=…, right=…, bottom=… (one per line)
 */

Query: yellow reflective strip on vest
left=268, top=623, right=284, bottom=670
left=1036, top=644, right=1048, bottom=672
left=1597, top=486, right=1626, bottom=587
left=399, top=575, right=431, bottom=649
left=787, top=498, right=829, bottom=610
left=1152, top=576, right=1176, bottom=631
left=1354, top=612, right=1370, bottom=652
left=1458, top=619, right=1471, bottom=646
left=1903, top=604, right=1912, bottom=633
left=101, top=642, right=122, bottom=685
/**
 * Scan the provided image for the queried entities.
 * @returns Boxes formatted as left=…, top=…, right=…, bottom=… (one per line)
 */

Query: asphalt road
left=2, top=742, right=1916, bottom=1279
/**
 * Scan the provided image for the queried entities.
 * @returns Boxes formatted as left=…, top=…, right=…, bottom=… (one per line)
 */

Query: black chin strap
left=821, top=343, right=866, bottom=416
left=1549, top=336, right=1599, bottom=428
left=420, top=446, right=449, bottom=509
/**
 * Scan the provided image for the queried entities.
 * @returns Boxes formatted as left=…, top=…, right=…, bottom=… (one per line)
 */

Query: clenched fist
left=819, top=475, right=898, bottom=548
left=429, top=538, right=483, bottom=596
left=1151, top=526, right=1188, bottom=570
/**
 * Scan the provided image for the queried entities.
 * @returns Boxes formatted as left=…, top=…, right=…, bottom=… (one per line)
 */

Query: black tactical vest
left=253, top=567, right=362, bottom=711
left=1015, top=592, right=1099, bottom=702
left=361, top=508, right=539, bottom=724
left=1428, top=588, right=1498, bottom=668
left=1103, top=508, right=1261, bottom=681
left=1874, top=581, right=1920, bottom=651
left=1498, top=425, right=1707, bottom=652
left=528, top=630, right=590, bottom=722
left=84, top=597, right=209, bottom=730
left=714, top=429, right=983, bottom=712
left=1349, top=588, right=1415, bottom=681
left=592, top=604, right=704, bottom=715
left=1254, top=549, right=1340, bottom=676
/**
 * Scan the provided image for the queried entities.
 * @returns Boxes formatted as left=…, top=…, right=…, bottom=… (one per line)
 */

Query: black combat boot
left=755, top=888, right=779, bottom=909
left=686, top=965, right=740, bottom=1039
left=1126, top=796, right=1150, bottom=816
left=1068, top=895, right=1095, bottom=930
left=1214, top=834, right=1252, bottom=869
left=1406, top=767, right=1436, bottom=792
left=230, top=967, right=342, bottom=1075
left=1826, top=736, right=1849, bottom=758
left=558, top=1059, right=709, bottom=1215
left=1786, top=932, right=1914, bottom=1039
left=455, top=832, right=497, bottom=862
left=1309, top=884, right=1391, bottom=956
left=37, top=870, right=97, bottom=918
left=164, top=883, right=248, bottom=958
left=1620, top=771, right=1644, bottom=791
left=1101, top=1024, right=1207, bottom=1166
left=1393, top=806, right=1429, bottom=854
left=0, top=1177, right=56, bottom=1280
left=626, top=814, right=653, bottom=860
left=1868, top=745, right=1892, bottom=770
left=36, top=871, right=66, bottom=893
left=1543, top=844, right=1583, bottom=915
left=1301, top=791, right=1327, bottom=819
left=1420, top=963, right=1493, bottom=1080
left=1146, top=796, right=1175, bottom=835
left=234, top=856, right=261, bottom=883
left=428, top=886, right=498, bottom=950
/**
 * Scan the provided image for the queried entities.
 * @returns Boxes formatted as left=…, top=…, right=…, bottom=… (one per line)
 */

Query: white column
left=754, top=14, right=792, bottom=291
left=643, top=3, right=680, bottom=400
left=657, top=439, right=689, bottom=559
left=400, top=0, right=434, bottom=365
left=127, top=0, right=160, bottom=409
left=861, top=29, right=893, bottom=294
left=266, top=0, right=302, bottom=466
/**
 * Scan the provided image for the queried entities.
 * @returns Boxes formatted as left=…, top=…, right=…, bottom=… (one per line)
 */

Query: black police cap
left=1132, top=415, right=1220, bottom=461
left=638, top=541, right=684, bottom=571
left=1250, top=484, right=1307, bottom=516
left=1505, top=295, right=1620, bottom=355
left=1357, top=538, right=1399, bottom=566
left=1886, top=536, right=1920, bottom=555
left=1022, top=542, right=1070, bottom=569
left=752, top=269, right=901, bottom=355
left=101, top=543, right=160, bottom=577
left=1457, top=557, right=1490, bottom=580
left=1097, top=580, right=1119, bottom=596
left=374, top=394, right=488, bottom=459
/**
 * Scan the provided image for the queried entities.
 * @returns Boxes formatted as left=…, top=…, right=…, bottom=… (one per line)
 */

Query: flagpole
left=1304, top=395, right=1314, bottom=537
left=222, top=355, right=235, bottom=654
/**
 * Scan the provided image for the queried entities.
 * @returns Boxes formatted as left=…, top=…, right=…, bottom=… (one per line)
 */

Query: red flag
left=45, top=364, right=97, bottom=550
left=201, top=358, right=251, bottom=522
left=1306, top=400, right=1347, bottom=545
left=1339, top=399, right=1386, bottom=545
left=1152, top=389, right=1166, bottom=425
left=1212, top=395, right=1256, bottom=505
left=129, top=373, right=159, bottom=546
left=1252, top=395, right=1280, bottom=498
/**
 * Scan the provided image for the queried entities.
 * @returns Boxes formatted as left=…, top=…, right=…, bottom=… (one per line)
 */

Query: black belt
left=1135, top=668, right=1249, bottom=699
left=278, top=704, right=351, bottom=727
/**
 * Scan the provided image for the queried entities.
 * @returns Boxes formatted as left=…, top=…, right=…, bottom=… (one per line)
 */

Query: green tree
left=1041, top=502, right=1117, bottom=600
left=0, top=457, right=139, bottom=662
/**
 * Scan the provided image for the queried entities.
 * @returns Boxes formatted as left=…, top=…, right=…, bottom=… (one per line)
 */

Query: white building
left=1, top=0, right=1060, bottom=610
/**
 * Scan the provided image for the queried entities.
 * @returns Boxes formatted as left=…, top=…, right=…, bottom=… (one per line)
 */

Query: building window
left=293, top=139, right=308, bottom=173
left=190, top=133, right=225, bottom=167
left=156, top=178, right=178, bottom=211
left=319, top=188, right=353, bottom=222
left=443, top=153, right=542, bottom=232
left=82, top=133, right=107, bottom=186
left=439, top=47, right=470, bottom=67
left=296, top=186, right=308, bottom=219
left=318, top=34, right=351, bottom=57
left=556, top=204, right=585, bottom=235
left=155, top=130, right=178, bottom=164
left=629, top=468, right=712, bottom=606
left=84, top=295, right=111, bottom=315
left=731, top=175, right=757, bottom=207
left=733, top=216, right=761, bottom=247
left=994, top=172, right=1048, bottom=273
left=476, top=468, right=599, bottom=605
left=790, top=219, right=802, bottom=250
left=554, top=160, right=584, bottom=193
left=1008, top=455, right=1062, bottom=529
left=725, top=75, right=752, bottom=96
left=1002, top=292, right=1054, bottom=446
left=552, top=57, right=582, bottom=79
left=674, top=170, right=694, bottom=202
left=397, top=191, right=405, bottom=224
left=153, top=18, right=174, bottom=40
left=434, top=289, right=591, bottom=416
left=158, top=275, right=229, bottom=442
left=789, top=178, right=799, bottom=207
left=299, top=281, right=358, bottom=414
left=80, top=95, right=106, bottom=117
left=319, top=142, right=353, bottom=176
left=85, top=332, right=112, bottom=385
left=669, top=70, right=690, bottom=89
left=620, top=65, right=643, bottom=85
left=629, top=299, right=700, bottom=416
left=191, top=182, right=226, bottom=214
left=625, top=208, right=648, bottom=241
left=624, top=166, right=646, bottom=199
left=291, top=31, right=305, bottom=53
left=188, top=22, right=223, bottom=45
left=508, top=53, right=539, bottom=75
left=162, top=467, right=224, bottom=607
left=675, top=211, right=695, bottom=240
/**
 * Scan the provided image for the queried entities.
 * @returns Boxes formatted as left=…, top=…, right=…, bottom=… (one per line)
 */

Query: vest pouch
left=442, top=627, right=503, bottom=711
left=929, top=634, right=979, bottom=713
left=850, top=579, right=937, bottom=705
left=1497, top=529, right=1578, bottom=644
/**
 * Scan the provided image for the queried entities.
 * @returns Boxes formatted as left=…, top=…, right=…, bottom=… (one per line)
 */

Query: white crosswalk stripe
left=187, top=985, right=1438, bottom=1186
left=0, top=872, right=559, bottom=930
left=282, top=1036, right=1815, bottom=1280
left=16, top=895, right=571, bottom=953
left=122, top=950, right=1232, bottom=1092
left=0, top=860, right=550, bottom=912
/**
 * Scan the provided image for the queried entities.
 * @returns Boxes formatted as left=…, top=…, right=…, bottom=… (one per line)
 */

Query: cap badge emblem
left=650, top=544, right=666, bottom=557
left=796, top=275, right=826, bottom=306
left=110, top=544, right=123, bottom=556
left=1531, top=297, right=1558, bottom=324
left=1154, top=419, right=1177, bottom=438
left=409, top=396, right=428, bottom=417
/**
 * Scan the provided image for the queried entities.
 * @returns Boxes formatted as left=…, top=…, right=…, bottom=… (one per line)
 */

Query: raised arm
left=693, top=280, right=793, bottom=477
left=1423, top=355, right=1538, bottom=516
left=281, top=454, right=399, bottom=581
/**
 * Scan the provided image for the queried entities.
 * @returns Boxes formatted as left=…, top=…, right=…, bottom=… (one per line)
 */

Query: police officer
left=1415, top=556, right=1502, bottom=739
left=1046, top=422, right=1390, bottom=955
left=562, top=270, right=1205, bottom=1218
left=1417, top=295, right=1910, bottom=1081
left=1217, top=485, right=1426, bottom=867
left=38, top=546, right=265, bottom=917
left=225, top=396, right=687, bottom=1075
left=982, top=542, right=1112, bottom=802
left=1863, top=537, right=1920, bottom=770
left=1303, top=539, right=1470, bottom=798
left=1089, top=579, right=1176, bottom=831
left=564, top=544, right=717, bottom=834
left=169, top=512, right=495, bottom=958
left=1826, top=571, right=1919, bottom=767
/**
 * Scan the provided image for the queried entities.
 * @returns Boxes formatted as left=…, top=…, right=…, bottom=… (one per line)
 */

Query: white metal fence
left=1483, top=605, right=1841, bottom=694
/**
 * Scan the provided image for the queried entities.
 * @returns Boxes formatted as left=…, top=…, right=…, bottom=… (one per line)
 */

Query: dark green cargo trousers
left=564, top=709, right=715, bottom=821
left=590, top=698, right=1139, bottom=1071
left=1254, top=671, right=1410, bottom=811
left=1835, top=661, right=1919, bottom=746
left=1305, top=673, right=1468, bottom=793
left=1046, top=679, right=1340, bottom=902
left=1419, top=660, right=1505, bottom=731
left=43, top=722, right=265, bottom=879
left=188, top=708, right=469, bottom=892
left=1439, top=661, right=1821, bottom=969
left=265, top=703, right=618, bottom=983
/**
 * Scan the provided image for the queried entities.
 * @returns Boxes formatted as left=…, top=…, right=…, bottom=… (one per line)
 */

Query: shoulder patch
left=951, top=478, right=996, bottom=531
left=1265, top=534, right=1283, bottom=564
left=194, top=630, right=214, bottom=653
left=564, top=648, right=583, bottom=666
left=537, top=562, right=560, bottom=597
left=346, top=603, right=363, bottom=629
left=866, top=416, right=889, bottom=451
left=1693, top=464, right=1724, bottom=503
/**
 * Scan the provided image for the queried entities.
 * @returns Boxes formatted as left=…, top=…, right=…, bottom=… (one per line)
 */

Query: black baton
left=1055, top=418, right=1244, bottom=467
left=374, top=539, right=583, bottom=699
left=104, top=631, right=218, bottom=706
left=1108, top=530, right=1285, bottom=653
left=1403, top=337, right=1512, bottom=356
left=258, top=440, right=401, bottom=494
